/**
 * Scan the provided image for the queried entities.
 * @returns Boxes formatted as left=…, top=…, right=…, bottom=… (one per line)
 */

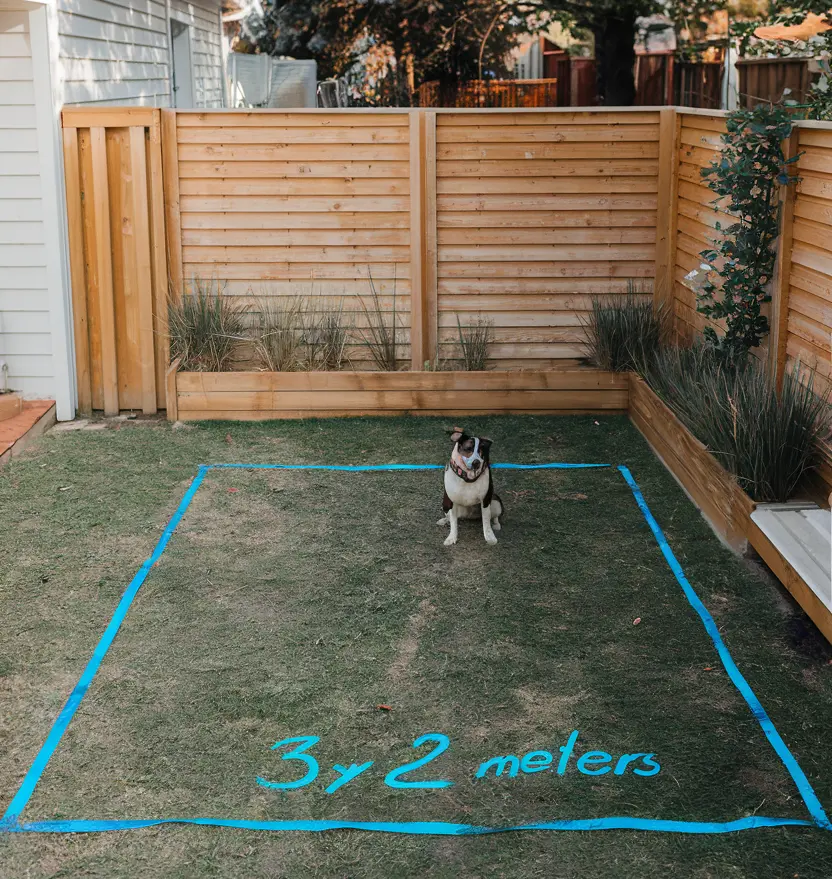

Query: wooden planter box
left=165, top=367, right=629, bottom=422
left=628, top=374, right=755, bottom=552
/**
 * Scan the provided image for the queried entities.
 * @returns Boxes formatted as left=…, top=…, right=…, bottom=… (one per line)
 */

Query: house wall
left=0, top=9, right=53, bottom=399
left=57, top=0, right=224, bottom=108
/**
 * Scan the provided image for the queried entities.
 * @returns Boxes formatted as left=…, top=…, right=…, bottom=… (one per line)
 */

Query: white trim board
left=30, top=2, right=75, bottom=420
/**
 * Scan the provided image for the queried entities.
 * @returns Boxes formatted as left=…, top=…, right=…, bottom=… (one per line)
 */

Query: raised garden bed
left=629, top=374, right=832, bottom=644
left=628, top=374, right=755, bottom=553
left=165, top=367, right=629, bottom=422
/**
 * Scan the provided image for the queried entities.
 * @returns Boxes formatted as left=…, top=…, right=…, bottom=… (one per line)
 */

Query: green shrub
left=168, top=278, right=246, bottom=372
left=582, top=289, right=668, bottom=372
left=639, top=344, right=830, bottom=503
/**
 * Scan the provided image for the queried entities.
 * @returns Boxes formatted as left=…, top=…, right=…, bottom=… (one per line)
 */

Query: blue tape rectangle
left=2, top=462, right=827, bottom=836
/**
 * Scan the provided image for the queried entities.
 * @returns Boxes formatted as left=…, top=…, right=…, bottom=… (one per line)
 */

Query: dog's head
left=449, top=426, right=492, bottom=475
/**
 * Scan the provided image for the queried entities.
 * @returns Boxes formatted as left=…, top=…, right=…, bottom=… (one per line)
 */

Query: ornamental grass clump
left=359, top=268, right=400, bottom=371
left=456, top=316, right=493, bottom=371
left=582, top=288, right=668, bottom=372
left=254, top=296, right=306, bottom=371
left=639, top=344, right=830, bottom=503
left=168, top=277, right=246, bottom=372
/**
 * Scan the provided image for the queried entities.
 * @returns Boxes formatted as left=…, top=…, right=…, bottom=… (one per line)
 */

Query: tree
left=240, top=0, right=549, bottom=103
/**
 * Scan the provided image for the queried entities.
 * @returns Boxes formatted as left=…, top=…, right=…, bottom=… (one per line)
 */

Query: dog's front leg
left=444, top=505, right=459, bottom=546
left=481, top=503, right=498, bottom=545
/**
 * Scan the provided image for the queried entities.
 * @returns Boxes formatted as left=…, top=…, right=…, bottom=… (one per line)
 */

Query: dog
left=437, top=427, right=503, bottom=546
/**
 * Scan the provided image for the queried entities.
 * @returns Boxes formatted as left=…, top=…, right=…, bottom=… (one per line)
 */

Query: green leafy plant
left=358, top=268, right=400, bottom=371
left=697, top=104, right=800, bottom=367
left=639, top=343, right=830, bottom=502
left=582, top=287, right=668, bottom=372
left=455, top=316, right=493, bottom=371
left=168, top=277, right=246, bottom=372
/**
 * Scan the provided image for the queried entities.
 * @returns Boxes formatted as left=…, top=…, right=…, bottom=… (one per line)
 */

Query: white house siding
left=58, top=0, right=224, bottom=108
left=0, top=10, right=53, bottom=399
left=58, top=0, right=171, bottom=105
left=170, top=0, right=224, bottom=108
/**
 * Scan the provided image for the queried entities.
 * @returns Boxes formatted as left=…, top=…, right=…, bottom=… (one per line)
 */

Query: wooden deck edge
left=0, top=402, right=57, bottom=468
left=746, top=517, right=832, bottom=644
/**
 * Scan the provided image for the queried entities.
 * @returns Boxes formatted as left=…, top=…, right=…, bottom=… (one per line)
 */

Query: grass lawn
left=2, top=414, right=832, bottom=878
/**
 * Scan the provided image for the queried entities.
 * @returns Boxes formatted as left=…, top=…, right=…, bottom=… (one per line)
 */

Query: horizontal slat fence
left=434, top=110, right=660, bottom=368
left=62, top=107, right=168, bottom=416
left=670, top=110, right=728, bottom=341
left=60, top=106, right=830, bottom=494
left=166, top=109, right=414, bottom=370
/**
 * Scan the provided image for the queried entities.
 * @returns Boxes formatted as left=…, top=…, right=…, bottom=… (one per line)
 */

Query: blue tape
left=11, top=815, right=813, bottom=835
left=2, top=462, right=825, bottom=837
left=618, top=464, right=831, bottom=831
left=207, top=463, right=610, bottom=471
left=1, top=466, right=209, bottom=826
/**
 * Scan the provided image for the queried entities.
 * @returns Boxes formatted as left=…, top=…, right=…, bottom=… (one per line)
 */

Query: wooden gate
left=62, top=107, right=168, bottom=416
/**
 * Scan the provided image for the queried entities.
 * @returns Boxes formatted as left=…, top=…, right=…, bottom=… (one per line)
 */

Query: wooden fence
left=60, top=106, right=831, bottom=424
left=736, top=57, right=815, bottom=109
left=62, top=107, right=168, bottom=416
left=414, top=80, right=560, bottom=109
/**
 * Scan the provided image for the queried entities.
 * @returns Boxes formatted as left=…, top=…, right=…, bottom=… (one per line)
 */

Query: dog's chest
left=444, top=466, right=490, bottom=506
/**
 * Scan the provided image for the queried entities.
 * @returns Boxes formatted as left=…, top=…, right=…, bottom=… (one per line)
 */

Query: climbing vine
left=696, top=104, right=800, bottom=366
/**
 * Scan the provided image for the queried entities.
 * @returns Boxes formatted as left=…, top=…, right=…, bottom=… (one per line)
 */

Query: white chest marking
left=444, top=466, right=489, bottom=507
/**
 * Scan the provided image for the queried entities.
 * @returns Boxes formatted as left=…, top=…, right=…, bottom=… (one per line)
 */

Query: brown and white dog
left=437, top=427, right=503, bottom=546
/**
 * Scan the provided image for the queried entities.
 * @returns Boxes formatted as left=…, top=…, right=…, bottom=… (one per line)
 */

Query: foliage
left=456, top=316, right=494, bottom=371
left=254, top=296, right=352, bottom=371
left=639, top=343, right=831, bottom=502
left=168, top=278, right=246, bottom=372
left=582, top=287, right=668, bottom=373
left=358, top=269, right=400, bottom=371
left=239, top=0, right=550, bottom=101
left=696, top=103, right=799, bottom=367
left=254, top=296, right=306, bottom=372
left=733, top=0, right=831, bottom=57
left=806, top=50, right=832, bottom=119
left=305, top=298, right=352, bottom=370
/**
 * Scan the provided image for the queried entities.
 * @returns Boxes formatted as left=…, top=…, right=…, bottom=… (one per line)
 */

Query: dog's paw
left=444, top=534, right=457, bottom=547
left=492, top=520, right=501, bottom=531
left=484, top=532, right=498, bottom=546
left=436, top=516, right=449, bottom=526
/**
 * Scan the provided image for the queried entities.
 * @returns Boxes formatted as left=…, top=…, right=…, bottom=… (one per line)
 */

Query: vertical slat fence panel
left=61, top=108, right=166, bottom=415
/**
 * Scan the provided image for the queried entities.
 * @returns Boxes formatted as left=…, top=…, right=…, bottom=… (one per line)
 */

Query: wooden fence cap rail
left=62, top=106, right=159, bottom=128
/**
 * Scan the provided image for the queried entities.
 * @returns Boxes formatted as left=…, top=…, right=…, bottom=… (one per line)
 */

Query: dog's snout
left=471, top=459, right=481, bottom=470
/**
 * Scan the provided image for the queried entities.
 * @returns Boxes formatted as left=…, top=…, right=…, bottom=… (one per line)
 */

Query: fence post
left=409, top=109, right=427, bottom=369
left=90, top=126, right=119, bottom=416
left=770, top=127, right=800, bottom=387
left=147, top=111, right=169, bottom=409
left=129, top=125, right=157, bottom=415
left=62, top=125, right=92, bottom=415
left=424, top=111, right=438, bottom=366
left=161, top=109, right=183, bottom=299
left=654, top=107, right=680, bottom=316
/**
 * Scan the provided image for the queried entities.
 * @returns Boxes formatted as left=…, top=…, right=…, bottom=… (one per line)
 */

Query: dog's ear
left=479, top=436, right=493, bottom=452
left=449, top=426, right=465, bottom=444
